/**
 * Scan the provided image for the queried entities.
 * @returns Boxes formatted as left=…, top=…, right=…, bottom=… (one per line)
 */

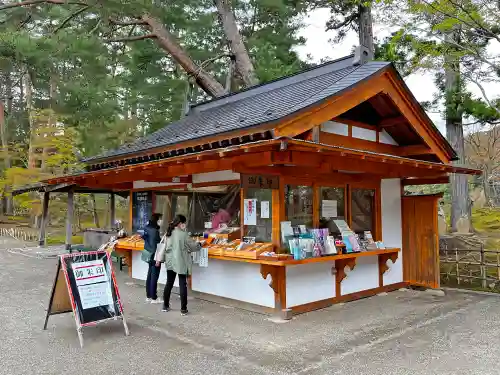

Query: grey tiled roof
left=85, top=57, right=391, bottom=163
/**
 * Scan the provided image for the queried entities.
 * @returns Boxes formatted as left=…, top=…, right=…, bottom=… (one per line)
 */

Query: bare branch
left=0, top=0, right=87, bottom=10
left=199, top=53, right=232, bottom=69
left=326, top=12, right=358, bottom=31
left=104, top=34, right=157, bottom=43
left=108, top=17, right=146, bottom=26
left=88, top=17, right=101, bottom=35
left=53, top=4, right=90, bottom=33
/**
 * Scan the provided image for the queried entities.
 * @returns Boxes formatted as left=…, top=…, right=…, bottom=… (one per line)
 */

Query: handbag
left=154, top=234, right=168, bottom=263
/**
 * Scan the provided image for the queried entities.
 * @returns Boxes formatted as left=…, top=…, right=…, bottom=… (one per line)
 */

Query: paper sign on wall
left=244, top=199, right=257, bottom=225
left=261, top=201, right=270, bottom=219
left=199, top=248, right=208, bottom=268
left=322, top=200, right=338, bottom=218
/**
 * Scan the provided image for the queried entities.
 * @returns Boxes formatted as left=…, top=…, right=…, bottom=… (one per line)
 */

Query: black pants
left=163, top=270, right=188, bottom=311
left=146, top=262, right=161, bottom=300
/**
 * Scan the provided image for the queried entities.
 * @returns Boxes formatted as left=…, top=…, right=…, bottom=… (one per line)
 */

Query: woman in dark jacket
left=141, top=213, right=162, bottom=303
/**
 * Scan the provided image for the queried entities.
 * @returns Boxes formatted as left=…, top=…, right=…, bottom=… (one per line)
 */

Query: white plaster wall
left=321, top=121, right=349, bottom=136
left=191, top=259, right=275, bottom=308
left=381, top=178, right=403, bottom=286
left=341, top=255, right=379, bottom=295
left=286, top=261, right=336, bottom=307
left=192, top=170, right=240, bottom=184
left=133, top=180, right=183, bottom=189
left=379, top=130, right=398, bottom=145
left=131, top=251, right=179, bottom=287
left=352, top=126, right=377, bottom=142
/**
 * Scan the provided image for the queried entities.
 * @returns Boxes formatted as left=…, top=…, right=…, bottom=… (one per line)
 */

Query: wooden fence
left=440, top=246, right=500, bottom=290
left=0, top=227, right=38, bottom=243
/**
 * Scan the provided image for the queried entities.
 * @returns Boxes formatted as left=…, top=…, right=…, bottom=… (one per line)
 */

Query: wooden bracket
left=335, top=258, right=357, bottom=284
left=260, top=264, right=286, bottom=311
left=260, top=264, right=278, bottom=293
left=378, top=251, right=399, bottom=287
left=335, top=257, right=357, bottom=297
left=378, top=251, right=399, bottom=275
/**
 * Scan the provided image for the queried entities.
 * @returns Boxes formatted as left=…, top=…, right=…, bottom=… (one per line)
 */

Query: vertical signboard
left=132, top=191, right=153, bottom=233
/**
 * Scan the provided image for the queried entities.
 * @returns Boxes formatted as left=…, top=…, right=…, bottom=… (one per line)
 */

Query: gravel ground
left=1, top=236, right=500, bottom=375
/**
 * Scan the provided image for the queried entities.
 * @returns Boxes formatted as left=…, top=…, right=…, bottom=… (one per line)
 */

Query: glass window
left=350, top=188, right=375, bottom=236
left=285, top=185, right=313, bottom=227
left=319, top=187, right=346, bottom=236
left=190, top=188, right=241, bottom=235
left=244, top=189, right=272, bottom=242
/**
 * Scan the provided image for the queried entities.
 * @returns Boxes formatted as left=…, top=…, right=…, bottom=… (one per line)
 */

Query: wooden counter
left=210, top=248, right=400, bottom=266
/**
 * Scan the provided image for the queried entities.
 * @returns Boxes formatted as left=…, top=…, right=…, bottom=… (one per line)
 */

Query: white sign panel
left=243, top=199, right=257, bottom=226
left=78, top=282, right=114, bottom=310
left=322, top=200, right=338, bottom=218
left=72, top=260, right=108, bottom=286
left=199, top=248, right=209, bottom=268
left=261, top=201, right=270, bottom=219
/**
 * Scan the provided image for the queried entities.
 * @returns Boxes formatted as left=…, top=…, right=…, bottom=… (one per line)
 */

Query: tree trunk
left=358, top=4, right=374, bottom=59
left=445, top=32, right=470, bottom=232
left=0, top=101, right=11, bottom=216
left=25, top=71, right=36, bottom=170
left=482, top=168, right=491, bottom=207
left=214, top=0, right=258, bottom=87
left=141, top=14, right=226, bottom=98
left=90, top=194, right=100, bottom=228
left=42, top=73, right=56, bottom=171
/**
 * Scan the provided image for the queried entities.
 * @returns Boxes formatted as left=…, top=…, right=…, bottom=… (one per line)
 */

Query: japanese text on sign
left=241, top=174, right=279, bottom=189
left=71, top=260, right=108, bottom=286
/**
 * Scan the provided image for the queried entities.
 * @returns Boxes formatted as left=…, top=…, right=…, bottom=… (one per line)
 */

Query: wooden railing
left=0, top=227, right=38, bottom=243
left=440, top=246, right=500, bottom=290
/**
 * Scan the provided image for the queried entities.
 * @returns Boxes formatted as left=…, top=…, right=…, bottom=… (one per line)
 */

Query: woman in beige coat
left=155, top=214, right=201, bottom=315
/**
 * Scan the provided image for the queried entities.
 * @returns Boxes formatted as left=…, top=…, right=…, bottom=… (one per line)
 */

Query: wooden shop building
left=38, top=54, right=479, bottom=318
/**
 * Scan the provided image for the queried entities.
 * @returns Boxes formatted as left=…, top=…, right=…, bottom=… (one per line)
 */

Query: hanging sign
left=43, top=251, right=129, bottom=348
left=322, top=200, right=338, bottom=218
left=241, top=174, right=279, bottom=189
left=243, top=199, right=257, bottom=225
left=132, top=191, right=153, bottom=233
left=261, top=201, right=270, bottom=219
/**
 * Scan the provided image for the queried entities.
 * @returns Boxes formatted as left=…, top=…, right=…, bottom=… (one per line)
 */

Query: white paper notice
left=78, top=282, right=114, bottom=310
left=244, top=199, right=257, bottom=225
left=72, top=260, right=108, bottom=286
left=261, top=201, right=270, bottom=219
left=199, top=248, right=208, bottom=268
left=322, top=200, right=338, bottom=218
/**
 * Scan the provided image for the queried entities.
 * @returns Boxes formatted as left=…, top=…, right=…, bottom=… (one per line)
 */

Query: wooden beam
left=383, top=73, right=450, bottom=163
left=398, top=145, right=434, bottom=156
left=274, top=72, right=387, bottom=137
left=109, top=193, right=116, bottom=229
left=378, top=116, right=406, bottom=128
left=38, top=192, right=50, bottom=247
left=333, top=118, right=377, bottom=131
left=402, top=176, right=449, bottom=186
left=65, top=190, right=74, bottom=252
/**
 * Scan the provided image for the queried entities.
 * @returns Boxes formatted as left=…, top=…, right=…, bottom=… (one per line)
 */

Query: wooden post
left=66, top=190, right=74, bottom=252
left=480, top=245, right=487, bottom=289
left=109, top=193, right=116, bottom=229
left=38, top=192, right=50, bottom=247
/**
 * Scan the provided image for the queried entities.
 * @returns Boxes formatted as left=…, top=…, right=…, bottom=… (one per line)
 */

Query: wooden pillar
left=271, top=176, right=285, bottom=250
left=38, top=192, right=50, bottom=247
left=109, top=192, right=116, bottom=228
left=65, top=190, right=74, bottom=252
